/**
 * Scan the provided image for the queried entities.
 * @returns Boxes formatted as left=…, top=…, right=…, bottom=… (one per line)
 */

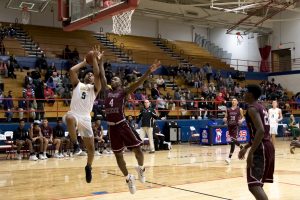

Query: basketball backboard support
left=58, top=0, right=138, bottom=31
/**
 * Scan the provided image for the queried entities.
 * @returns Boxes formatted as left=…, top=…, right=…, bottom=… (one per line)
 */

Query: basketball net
left=236, top=32, right=243, bottom=46
left=21, top=6, right=30, bottom=24
left=112, top=9, right=135, bottom=35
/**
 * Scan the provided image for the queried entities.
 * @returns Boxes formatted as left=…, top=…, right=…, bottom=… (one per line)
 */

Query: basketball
left=85, top=51, right=94, bottom=65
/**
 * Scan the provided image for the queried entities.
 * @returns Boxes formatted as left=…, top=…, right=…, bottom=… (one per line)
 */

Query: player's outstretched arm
left=69, top=59, right=87, bottom=88
left=93, top=45, right=107, bottom=91
left=91, top=49, right=102, bottom=94
left=125, top=60, right=161, bottom=95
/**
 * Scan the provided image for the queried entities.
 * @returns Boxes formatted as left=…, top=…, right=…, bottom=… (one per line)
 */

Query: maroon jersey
left=227, top=107, right=240, bottom=126
left=41, top=126, right=53, bottom=138
left=245, top=102, right=270, bottom=142
left=104, top=88, right=126, bottom=123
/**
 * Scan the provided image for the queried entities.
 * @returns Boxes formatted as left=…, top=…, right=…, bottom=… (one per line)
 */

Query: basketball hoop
left=21, top=6, right=30, bottom=24
left=236, top=32, right=243, bottom=46
left=112, top=9, right=135, bottom=35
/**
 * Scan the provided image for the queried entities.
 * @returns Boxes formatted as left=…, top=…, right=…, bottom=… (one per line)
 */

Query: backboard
left=58, top=0, right=139, bottom=31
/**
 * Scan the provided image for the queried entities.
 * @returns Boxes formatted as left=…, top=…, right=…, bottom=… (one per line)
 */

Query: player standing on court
left=238, top=85, right=275, bottom=200
left=268, top=100, right=283, bottom=146
left=64, top=47, right=103, bottom=183
left=223, top=98, right=244, bottom=164
left=99, top=60, right=161, bottom=194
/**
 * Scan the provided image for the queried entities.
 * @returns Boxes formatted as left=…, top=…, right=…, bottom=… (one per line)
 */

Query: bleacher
left=166, top=40, right=231, bottom=69
left=22, top=25, right=117, bottom=61
left=106, top=33, right=179, bottom=66
left=2, top=37, right=27, bottom=57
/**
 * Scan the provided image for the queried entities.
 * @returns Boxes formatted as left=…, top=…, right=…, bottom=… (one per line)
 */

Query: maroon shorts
left=228, top=125, right=239, bottom=138
left=109, top=121, right=143, bottom=153
left=247, top=140, right=275, bottom=187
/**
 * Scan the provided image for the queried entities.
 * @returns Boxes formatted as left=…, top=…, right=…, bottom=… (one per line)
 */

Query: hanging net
left=21, top=6, right=30, bottom=24
left=112, top=9, right=135, bottom=35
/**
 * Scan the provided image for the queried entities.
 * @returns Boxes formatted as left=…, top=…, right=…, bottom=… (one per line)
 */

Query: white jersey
left=268, top=108, right=281, bottom=125
left=70, top=82, right=96, bottom=117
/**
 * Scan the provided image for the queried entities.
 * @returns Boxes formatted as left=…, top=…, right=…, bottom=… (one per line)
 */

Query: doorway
left=271, top=49, right=291, bottom=72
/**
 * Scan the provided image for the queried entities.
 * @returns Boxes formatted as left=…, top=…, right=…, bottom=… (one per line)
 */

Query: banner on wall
left=200, top=126, right=250, bottom=145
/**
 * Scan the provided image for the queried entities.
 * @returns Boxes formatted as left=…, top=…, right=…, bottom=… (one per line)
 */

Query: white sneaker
left=59, top=153, right=64, bottom=158
left=108, top=150, right=114, bottom=154
left=135, top=166, right=145, bottom=183
left=29, top=155, right=38, bottom=161
left=53, top=153, right=60, bottom=158
left=39, top=154, right=45, bottom=160
left=94, top=151, right=101, bottom=156
left=43, top=153, right=48, bottom=159
left=63, top=152, right=69, bottom=157
left=102, top=150, right=109, bottom=154
left=225, top=158, right=231, bottom=165
left=16, top=153, right=22, bottom=160
left=80, top=151, right=87, bottom=156
left=126, top=174, right=136, bottom=194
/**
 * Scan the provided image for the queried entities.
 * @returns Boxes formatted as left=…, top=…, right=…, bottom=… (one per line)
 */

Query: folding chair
left=4, top=131, right=15, bottom=159
left=188, top=126, right=200, bottom=144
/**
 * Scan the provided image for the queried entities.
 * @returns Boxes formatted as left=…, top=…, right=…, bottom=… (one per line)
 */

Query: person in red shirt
left=44, top=85, right=55, bottom=105
left=41, top=118, right=61, bottom=158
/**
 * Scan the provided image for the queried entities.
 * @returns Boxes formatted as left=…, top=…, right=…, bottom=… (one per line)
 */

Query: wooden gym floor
left=0, top=139, right=299, bottom=200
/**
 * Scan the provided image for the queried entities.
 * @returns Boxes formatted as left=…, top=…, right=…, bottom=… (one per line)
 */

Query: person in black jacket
left=136, top=100, right=158, bottom=153
left=13, top=119, right=38, bottom=161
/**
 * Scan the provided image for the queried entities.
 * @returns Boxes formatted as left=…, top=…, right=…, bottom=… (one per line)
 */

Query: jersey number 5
left=109, top=99, right=114, bottom=107
left=81, top=92, right=86, bottom=100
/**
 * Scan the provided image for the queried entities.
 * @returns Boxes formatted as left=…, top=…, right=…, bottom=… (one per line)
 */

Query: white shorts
left=269, top=124, right=278, bottom=135
left=63, top=111, right=93, bottom=138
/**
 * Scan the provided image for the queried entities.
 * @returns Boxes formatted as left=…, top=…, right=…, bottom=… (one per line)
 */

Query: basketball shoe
left=73, top=143, right=82, bottom=156
left=85, top=165, right=92, bottom=183
left=225, top=158, right=231, bottom=165
left=135, top=166, right=145, bottom=183
left=126, top=174, right=136, bottom=194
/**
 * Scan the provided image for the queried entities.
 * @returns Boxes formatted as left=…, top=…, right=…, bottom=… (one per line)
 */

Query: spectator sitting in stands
left=24, top=72, right=33, bottom=87
left=151, top=83, right=160, bottom=99
left=61, top=87, right=72, bottom=107
left=132, top=66, right=142, bottom=77
left=198, top=96, right=208, bottom=119
left=13, top=119, right=38, bottom=161
left=44, top=85, right=55, bottom=105
left=53, top=119, right=70, bottom=157
left=174, top=88, right=181, bottom=106
left=62, top=72, right=72, bottom=90
left=29, top=122, right=47, bottom=160
left=18, top=94, right=36, bottom=120
left=46, top=75, right=56, bottom=92
left=0, top=90, right=3, bottom=108
left=3, top=90, right=14, bottom=122
left=156, top=75, right=166, bottom=91
left=40, top=118, right=61, bottom=158
left=0, top=60, right=8, bottom=77
left=201, top=83, right=209, bottom=98
left=45, top=62, right=57, bottom=83
left=23, top=84, right=35, bottom=102
left=157, top=96, right=168, bottom=119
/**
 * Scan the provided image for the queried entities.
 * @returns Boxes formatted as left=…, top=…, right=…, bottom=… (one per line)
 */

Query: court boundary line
left=107, top=172, right=233, bottom=200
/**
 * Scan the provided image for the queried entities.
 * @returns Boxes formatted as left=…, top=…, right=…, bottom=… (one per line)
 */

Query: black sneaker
left=85, top=165, right=92, bottom=183
left=73, top=143, right=82, bottom=156
left=149, top=151, right=155, bottom=154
